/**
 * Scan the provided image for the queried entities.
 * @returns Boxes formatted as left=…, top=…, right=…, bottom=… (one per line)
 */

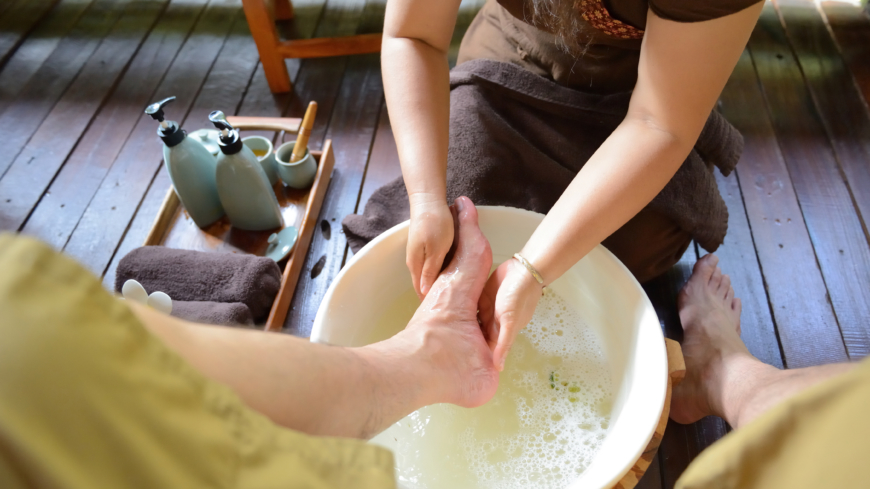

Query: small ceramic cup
left=275, top=141, right=318, bottom=190
left=242, top=135, right=278, bottom=186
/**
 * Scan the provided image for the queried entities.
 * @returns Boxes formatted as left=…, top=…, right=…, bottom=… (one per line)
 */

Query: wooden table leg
left=242, top=0, right=292, bottom=93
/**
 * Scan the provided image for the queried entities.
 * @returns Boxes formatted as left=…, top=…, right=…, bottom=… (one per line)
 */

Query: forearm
left=382, top=36, right=450, bottom=204
left=522, top=118, right=693, bottom=283
left=128, top=302, right=432, bottom=439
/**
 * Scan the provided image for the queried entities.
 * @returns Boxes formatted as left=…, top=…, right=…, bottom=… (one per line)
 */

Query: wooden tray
left=144, top=138, right=335, bottom=332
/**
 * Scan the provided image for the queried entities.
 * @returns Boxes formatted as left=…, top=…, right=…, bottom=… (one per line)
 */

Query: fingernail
left=421, top=283, right=429, bottom=295
left=455, top=197, right=465, bottom=212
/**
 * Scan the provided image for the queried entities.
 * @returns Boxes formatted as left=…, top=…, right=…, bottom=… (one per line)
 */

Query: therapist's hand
left=407, top=195, right=454, bottom=299
left=478, top=259, right=544, bottom=371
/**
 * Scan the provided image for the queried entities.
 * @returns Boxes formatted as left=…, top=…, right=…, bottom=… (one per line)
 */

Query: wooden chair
left=242, top=0, right=382, bottom=93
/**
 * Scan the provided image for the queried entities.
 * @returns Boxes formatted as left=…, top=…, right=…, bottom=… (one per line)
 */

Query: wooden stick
left=265, top=142, right=335, bottom=331
left=143, top=188, right=180, bottom=246
left=226, top=116, right=301, bottom=134
left=291, top=101, right=317, bottom=162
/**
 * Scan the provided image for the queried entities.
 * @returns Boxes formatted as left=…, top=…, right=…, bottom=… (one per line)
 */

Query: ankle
left=714, top=353, right=777, bottom=427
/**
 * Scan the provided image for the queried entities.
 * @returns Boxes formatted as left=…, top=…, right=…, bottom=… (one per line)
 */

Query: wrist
left=510, top=254, right=547, bottom=289
left=408, top=190, right=447, bottom=210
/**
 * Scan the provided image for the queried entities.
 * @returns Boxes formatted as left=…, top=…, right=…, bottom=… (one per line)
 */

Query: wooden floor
left=2, top=0, right=869, bottom=486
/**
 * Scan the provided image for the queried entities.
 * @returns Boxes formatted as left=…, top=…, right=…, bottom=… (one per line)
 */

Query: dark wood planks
left=22, top=0, right=209, bottom=249
left=0, top=0, right=92, bottom=113
left=0, top=0, right=169, bottom=233
left=0, top=0, right=62, bottom=69
left=284, top=0, right=387, bottom=336
left=772, top=0, right=870, bottom=359
left=749, top=3, right=867, bottom=361
left=713, top=169, right=783, bottom=368
left=821, top=1, right=870, bottom=110
left=721, top=48, right=847, bottom=368
left=101, top=0, right=329, bottom=288
left=61, top=0, right=243, bottom=275
left=0, top=0, right=131, bottom=180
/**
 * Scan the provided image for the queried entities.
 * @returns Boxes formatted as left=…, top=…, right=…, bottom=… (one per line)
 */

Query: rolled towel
left=115, top=246, right=282, bottom=320
left=171, top=301, right=254, bottom=327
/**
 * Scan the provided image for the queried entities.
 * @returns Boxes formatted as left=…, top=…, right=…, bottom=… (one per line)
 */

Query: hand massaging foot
left=395, top=196, right=500, bottom=408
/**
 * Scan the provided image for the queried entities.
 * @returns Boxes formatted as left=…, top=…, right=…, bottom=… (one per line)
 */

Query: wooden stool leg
left=242, top=0, right=292, bottom=93
left=274, top=0, right=294, bottom=20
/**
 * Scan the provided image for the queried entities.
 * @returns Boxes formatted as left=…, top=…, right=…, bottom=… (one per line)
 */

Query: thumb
left=492, top=311, right=520, bottom=371
left=419, top=249, right=446, bottom=296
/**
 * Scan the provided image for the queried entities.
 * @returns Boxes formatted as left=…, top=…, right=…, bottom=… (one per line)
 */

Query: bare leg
left=670, top=254, right=855, bottom=429
left=129, top=197, right=499, bottom=439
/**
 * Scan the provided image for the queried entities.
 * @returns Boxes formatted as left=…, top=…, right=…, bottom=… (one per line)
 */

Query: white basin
left=311, top=206, right=667, bottom=489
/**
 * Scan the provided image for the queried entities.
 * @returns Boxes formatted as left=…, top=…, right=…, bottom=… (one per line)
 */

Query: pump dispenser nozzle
left=146, top=96, right=186, bottom=147
left=208, top=110, right=242, bottom=155
left=145, top=96, right=176, bottom=129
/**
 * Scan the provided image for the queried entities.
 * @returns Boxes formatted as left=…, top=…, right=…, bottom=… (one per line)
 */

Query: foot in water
left=670, top=254, right=755, bottom=425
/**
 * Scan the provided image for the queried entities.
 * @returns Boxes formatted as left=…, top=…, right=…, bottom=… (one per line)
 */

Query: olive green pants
left=1, top=233, right=867, bottom=488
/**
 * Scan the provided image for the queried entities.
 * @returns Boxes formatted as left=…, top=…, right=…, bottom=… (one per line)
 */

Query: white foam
left=370, top=289, right=613, bottom=489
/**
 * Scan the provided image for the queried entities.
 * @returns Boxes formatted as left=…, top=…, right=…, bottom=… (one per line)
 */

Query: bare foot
left=399, top=196, right=499, bottom=408
left=670, top=254, right=752, bottom=424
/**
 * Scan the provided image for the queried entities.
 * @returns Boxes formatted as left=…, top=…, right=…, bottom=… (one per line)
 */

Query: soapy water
left=369, top=288, right=613, bottom=489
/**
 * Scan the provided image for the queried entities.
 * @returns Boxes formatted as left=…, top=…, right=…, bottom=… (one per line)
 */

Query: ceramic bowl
left=242, top=135, right=278, bottom=186
left=275, top=141, right=317, bottom=189
left=310, top=206, right=667, bottom=489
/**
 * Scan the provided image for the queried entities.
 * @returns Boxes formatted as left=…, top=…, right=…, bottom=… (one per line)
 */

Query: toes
left=441, top=196, right=493, bottom=296
left=732, top=297, right=743, bottom=333
left=724, top=285, right=734, bottom=303
left=718, top=274, right=731, bottom=300
left=709, top=266, right=723, bottom=290
left=692, top=254, right=719, bottom=282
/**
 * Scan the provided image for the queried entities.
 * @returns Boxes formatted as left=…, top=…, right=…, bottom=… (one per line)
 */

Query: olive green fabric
left=1, top=233, right=868, bottom=489
left=677, top=358, right=870, bottom=489
left=0, top=234, right=395, bottom=489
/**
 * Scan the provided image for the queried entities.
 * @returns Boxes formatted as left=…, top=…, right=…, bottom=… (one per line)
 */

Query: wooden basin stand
left=242, top=0, right=382, bottom=93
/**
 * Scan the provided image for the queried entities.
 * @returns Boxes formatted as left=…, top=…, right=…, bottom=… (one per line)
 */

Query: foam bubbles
left=370, top=288, right=613, bottom=489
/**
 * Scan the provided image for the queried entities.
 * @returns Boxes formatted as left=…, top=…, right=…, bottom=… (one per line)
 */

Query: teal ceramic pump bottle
left=209, top=111, right=284, bottom=231
left=145, top=97, right=224, bottom=228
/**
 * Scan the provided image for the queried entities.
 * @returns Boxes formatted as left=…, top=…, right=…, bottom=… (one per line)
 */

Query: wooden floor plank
left=61, top=0, right=242, bottom=275
left=712, top=170, right=784, bottom=368
left=0, top=0, right=131, bottom=180
left=0, top=0, right=169, bottom=233
left=284, top=0, right=386, bottom=336
left=101, top=0, right=328, bottom=288
left=772, top=0, right=870, bottom=359
left=749, top=3, right=868, bottom=360
left=821, top=1, right=870, bottom=110
left=22, top=0, right=209, bottom=249
left=722, top=48, right=847, bottom=368
left=0, top=0, right=93, bottom=116
left=0, top=0, right=62, bottom=69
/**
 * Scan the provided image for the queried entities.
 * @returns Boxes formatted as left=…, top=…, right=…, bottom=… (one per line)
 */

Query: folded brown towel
left=171, top=301, right=254, bottom=327
left=115, top=246, right=282, bottom=320
left=343, top=59, right=743, bottom=253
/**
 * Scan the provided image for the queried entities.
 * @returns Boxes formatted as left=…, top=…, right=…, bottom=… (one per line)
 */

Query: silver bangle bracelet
left=513, top=253, right=545, bottom=285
